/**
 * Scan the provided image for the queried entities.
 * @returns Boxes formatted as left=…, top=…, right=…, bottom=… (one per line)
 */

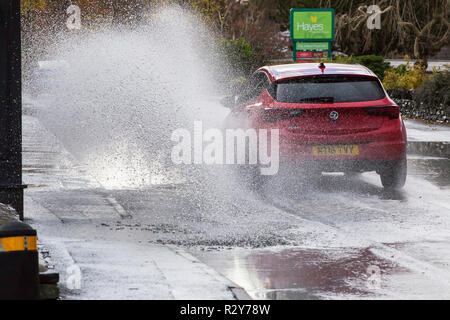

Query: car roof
left=260, top=63, right=377, bottom=81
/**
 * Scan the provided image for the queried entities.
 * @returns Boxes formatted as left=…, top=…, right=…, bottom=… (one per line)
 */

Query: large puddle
left=193, top=246, right=400, bottom=299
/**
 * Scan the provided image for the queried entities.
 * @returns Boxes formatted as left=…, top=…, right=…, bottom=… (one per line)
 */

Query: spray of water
left=36, top=6, right=228, bottom=189
left=27, top=6, right=441, bottom=252
left=30, top=5, right=301, bottom=247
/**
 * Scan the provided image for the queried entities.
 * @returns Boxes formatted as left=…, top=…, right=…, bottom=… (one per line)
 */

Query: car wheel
left=380, top=159, right=407, bottom=189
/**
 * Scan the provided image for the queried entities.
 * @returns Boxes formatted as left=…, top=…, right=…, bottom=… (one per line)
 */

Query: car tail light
left=363, top=105, right=399, bottom=119
left=260, top=108, right=304, bottom=122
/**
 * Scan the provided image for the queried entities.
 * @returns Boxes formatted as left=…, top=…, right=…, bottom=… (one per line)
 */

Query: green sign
left=294, top=42, right=331, bottom=60
left=290, top=9, right=335, bottom=41
left=296, top=42, right=329, bottom=51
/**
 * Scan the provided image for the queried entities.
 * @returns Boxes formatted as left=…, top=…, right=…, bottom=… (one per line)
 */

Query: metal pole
left=0, top=0, right=26, bottom=220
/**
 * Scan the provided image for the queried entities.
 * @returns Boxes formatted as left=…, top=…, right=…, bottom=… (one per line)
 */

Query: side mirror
left=220, top=96, right=235, bottom=109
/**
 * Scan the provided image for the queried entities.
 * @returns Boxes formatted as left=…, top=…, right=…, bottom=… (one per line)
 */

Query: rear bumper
left=276, top=118, right=407, bottom=165
left=279, top=140, right=406, bottom=163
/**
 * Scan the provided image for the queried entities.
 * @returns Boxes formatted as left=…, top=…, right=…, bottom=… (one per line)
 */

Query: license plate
left=312, top=145, right=359, bottom=156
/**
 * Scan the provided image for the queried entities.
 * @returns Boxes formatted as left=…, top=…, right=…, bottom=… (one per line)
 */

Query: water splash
left=29, top=5, right=302, bottom=247
left=36, top=6, right=229, bottom=189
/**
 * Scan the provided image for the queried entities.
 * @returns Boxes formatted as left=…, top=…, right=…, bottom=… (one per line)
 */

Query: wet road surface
left=23, top=103, right=450, bottom=299
left=193, top=132, right=450, bottom=299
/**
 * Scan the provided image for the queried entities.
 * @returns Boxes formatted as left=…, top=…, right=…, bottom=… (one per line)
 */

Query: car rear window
left=271, top=75, right=386, bottom=103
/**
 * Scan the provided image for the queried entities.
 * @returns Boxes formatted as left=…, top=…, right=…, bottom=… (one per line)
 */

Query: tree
left=21, top=0, right=48, bottom=13
left=190, top=0, right=289, bottom=71
left=261, top=0, right=449, bottom=60
left=397, top=0, right=449, bottom=60
left=111, top=0, right=145, bottom=26
left=320, top=0, right=449, bottom=60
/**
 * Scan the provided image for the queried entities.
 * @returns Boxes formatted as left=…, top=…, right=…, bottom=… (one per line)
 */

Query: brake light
left=260, top=108, right=304, bottom=122
left=363, top=105, right=399, bottom=119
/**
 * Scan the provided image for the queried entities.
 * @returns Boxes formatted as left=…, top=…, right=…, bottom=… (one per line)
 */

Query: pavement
left=403, top=120, right=450, bottom=142
left=22, top=107, right=248, bottom=300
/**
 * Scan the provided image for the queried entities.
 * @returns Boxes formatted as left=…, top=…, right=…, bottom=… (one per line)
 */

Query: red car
left=223, top=63, right=407, bottom=189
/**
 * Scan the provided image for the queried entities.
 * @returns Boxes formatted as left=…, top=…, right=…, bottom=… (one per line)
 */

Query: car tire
left=380, top=159, right=407, bottom=189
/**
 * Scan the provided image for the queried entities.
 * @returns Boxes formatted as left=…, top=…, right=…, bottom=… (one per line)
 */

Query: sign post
left=290, top=8, right=335, bottom=62
left=0, top=0, right=26, bottom=220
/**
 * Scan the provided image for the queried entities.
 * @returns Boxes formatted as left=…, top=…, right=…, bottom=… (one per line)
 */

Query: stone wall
left=432, top=45, right=450, bottom=60
left=388, top=90, right=449, bottom=124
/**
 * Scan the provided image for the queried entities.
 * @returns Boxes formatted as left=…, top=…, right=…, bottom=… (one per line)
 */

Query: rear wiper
left=298, top=97, right=334, bottom=103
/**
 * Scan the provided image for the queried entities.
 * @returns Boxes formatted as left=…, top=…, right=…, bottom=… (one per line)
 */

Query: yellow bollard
left=0, top=221, right=39, bottom=299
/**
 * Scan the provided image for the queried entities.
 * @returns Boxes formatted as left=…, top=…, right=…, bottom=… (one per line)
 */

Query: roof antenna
left=319, top=62, right=326, bottom=74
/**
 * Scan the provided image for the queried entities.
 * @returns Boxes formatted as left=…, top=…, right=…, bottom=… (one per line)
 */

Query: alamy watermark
left=64, top=4, right=382, bottom=32
left=366, top=265, right=381, bottom=290
left=367, top=5, right=381, bottom=30
left=66, top=5, right=82, bottom=30
left=171, top=121, right=280, bottom=175
left=66, top=264, right=82, bottom=290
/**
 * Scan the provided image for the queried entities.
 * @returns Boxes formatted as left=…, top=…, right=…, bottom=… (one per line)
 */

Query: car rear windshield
left=271, top=75, right=386, bottom=103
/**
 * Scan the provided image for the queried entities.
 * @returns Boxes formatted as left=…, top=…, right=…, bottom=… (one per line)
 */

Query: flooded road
left=24, top=90, right=450, bottom=299
left=17, top=2, right=450, bottom=300
left=191, top=123, right=450, bottom=299
left=23, top=97, right=450, bottom=299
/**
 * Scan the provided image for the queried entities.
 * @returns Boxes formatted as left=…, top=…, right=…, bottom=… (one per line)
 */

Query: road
left=23, top=97, right=450, bottom=299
